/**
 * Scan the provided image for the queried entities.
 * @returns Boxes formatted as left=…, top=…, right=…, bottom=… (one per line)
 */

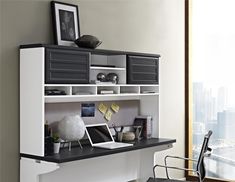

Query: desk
left=20, top=138, right=176, bottom=182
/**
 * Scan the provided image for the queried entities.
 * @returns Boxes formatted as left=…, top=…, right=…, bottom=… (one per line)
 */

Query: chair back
left=196, top=130, right=213, bottom=181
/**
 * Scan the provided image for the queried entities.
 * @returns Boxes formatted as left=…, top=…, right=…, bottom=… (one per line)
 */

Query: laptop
left=85, top=123, right=133, bottom=149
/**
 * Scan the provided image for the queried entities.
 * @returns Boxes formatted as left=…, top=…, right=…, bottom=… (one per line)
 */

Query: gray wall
left=0, top=0, right=185, bottom=181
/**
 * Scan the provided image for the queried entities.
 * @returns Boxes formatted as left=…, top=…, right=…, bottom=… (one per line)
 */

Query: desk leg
left=20, top=157, right=59, bottom=182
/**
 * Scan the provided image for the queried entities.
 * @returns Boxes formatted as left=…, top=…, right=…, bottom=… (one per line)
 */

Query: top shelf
left=19, top=44, right=161, bottom=58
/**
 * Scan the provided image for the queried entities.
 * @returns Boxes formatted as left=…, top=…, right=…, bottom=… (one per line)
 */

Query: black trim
left=20, top=138, right=176, bottom=163
left=185, top=0, right=190, bottom=179
left=185, top=2, right=228, bottom=182
left=19, top=44, right=161, bottom=58
left=51, top=1, right=58, bottom=45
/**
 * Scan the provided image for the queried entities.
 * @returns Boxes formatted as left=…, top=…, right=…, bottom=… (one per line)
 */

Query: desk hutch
left=20, top=44, right=176, bottom=182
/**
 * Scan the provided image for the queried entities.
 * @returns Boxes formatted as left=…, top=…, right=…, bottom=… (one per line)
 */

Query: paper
left=111, top=103, right=120, bottom=113
left=104, top=109, right=113, bottom=121
left=98, top=103, right=108, bottom=114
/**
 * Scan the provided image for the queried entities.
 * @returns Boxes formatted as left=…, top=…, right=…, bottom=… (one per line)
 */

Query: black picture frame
left=51, top=1, right=80, bottom=46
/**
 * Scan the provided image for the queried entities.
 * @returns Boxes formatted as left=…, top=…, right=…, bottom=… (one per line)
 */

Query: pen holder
left=133, top=125, right=143, bottom=140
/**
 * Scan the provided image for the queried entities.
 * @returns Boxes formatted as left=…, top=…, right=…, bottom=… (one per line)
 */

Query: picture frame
left=81, top=103, right=95, bottom=117
left=51, top=1, right=80, bottom=46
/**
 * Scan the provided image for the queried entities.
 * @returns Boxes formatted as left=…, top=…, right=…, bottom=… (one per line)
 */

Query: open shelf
left=90, top=54, right=127, bottom=84
left=44, top=84, right=159, bottom=103
left=72, top=85, right=97, bottom=95
left=120, top=85, right=139, bottom=94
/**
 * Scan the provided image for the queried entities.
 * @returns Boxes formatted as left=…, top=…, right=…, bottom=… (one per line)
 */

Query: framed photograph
left=81, top=103, right=95, bottom=117
left=51, top=1, right=80, bottom=46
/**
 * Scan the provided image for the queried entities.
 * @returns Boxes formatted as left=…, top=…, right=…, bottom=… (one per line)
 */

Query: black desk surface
left=20, top=138, right=176, bottom=163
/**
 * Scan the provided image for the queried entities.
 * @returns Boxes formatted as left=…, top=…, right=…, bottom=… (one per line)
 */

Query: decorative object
left=51, top=1, right=80, bottom=46
left=96, top=73, right=119, bottom=84
left=53, top=133, right=60, bottom=154
left=45, top=89, right=66, bottom=95
left=122, top=131, right=135, bottom=141
left=53, top=142, right=60, bottom=154
left=99, top=90, right=114, bottom=94
left=96, top=72, right=106, bottom=82
left=81, top=103, right=95, bottom=117
left=134, top=116, right=152, bottom=139
left=106, top=73, right=119, bottom=84
left=58, top=115, right=85, bottom=150
left=74, top=35, right=102, bottom=49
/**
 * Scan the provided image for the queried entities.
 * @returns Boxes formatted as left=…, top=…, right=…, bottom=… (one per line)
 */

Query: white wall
left=0, top=0, right=185, bottom=181
left=156, top=1, right=185, bottom=179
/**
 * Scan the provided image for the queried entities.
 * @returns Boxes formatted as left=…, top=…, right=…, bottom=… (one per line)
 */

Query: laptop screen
left=86, top=124, right=113, bottom=144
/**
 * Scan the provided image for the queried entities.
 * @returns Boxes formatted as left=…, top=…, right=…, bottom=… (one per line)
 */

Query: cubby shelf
left=44, top=84, right=159, bottom=103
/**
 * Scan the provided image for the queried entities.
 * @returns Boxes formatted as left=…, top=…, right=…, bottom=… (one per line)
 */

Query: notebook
left=85, top=123, right=133, bottom=149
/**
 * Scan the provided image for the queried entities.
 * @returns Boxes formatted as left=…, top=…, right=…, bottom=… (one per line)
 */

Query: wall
left=0, top=2, right=2, bottom=181
left=0, top=0, right=185, bottom=181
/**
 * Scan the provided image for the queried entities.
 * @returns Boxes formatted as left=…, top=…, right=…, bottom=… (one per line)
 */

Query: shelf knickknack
left=51, top=1, right=80, bottom=46
left=58, top=115, right=85, bottom=150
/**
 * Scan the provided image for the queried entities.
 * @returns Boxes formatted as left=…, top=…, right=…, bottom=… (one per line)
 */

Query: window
left=188, top=0, right=235, bottom=180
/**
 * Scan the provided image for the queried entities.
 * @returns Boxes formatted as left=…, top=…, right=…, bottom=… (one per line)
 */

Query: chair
left=147, top=130, right=213, bottom=182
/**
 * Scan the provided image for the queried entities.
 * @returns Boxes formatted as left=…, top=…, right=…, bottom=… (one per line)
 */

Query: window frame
left=185, top=0, right=231, bottom=181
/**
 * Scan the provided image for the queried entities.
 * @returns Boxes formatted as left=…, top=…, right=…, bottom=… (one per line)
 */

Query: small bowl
left=122, top=132, right=135, bottom=141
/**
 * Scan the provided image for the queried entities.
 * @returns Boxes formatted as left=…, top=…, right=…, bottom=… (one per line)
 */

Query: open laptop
left=85, top=123, right=133, bottom=149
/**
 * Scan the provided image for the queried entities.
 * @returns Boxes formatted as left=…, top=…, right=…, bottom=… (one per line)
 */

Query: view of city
left=193, top=82, right=235, bottom=180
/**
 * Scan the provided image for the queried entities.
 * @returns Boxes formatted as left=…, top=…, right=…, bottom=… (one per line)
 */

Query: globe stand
left=66, top=141, right=83, bottom=151
left=68, top=142, right=72, bottom=151
left=78, top=140, right=83, bottom=149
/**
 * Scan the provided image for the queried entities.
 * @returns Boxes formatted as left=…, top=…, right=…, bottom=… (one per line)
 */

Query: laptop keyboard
left=100, top=142, right=133, bottom=149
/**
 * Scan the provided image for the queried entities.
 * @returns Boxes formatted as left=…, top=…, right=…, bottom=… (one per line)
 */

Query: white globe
left=58, top=115, right=85, bottom=141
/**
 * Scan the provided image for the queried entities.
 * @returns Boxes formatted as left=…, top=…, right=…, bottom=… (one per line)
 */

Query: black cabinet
left=45, top=48, right=90, bottom=84
left=127, top=55, right=159, bottom=84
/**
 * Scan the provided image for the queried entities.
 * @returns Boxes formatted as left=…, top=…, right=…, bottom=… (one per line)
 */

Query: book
left=99, top=90, right=114, bottom=94
left=133, top=115, right=152, bottom=139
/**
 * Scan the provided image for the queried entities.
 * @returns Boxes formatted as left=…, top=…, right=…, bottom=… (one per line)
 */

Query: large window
left=190, top=0, right=235, bottom=180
